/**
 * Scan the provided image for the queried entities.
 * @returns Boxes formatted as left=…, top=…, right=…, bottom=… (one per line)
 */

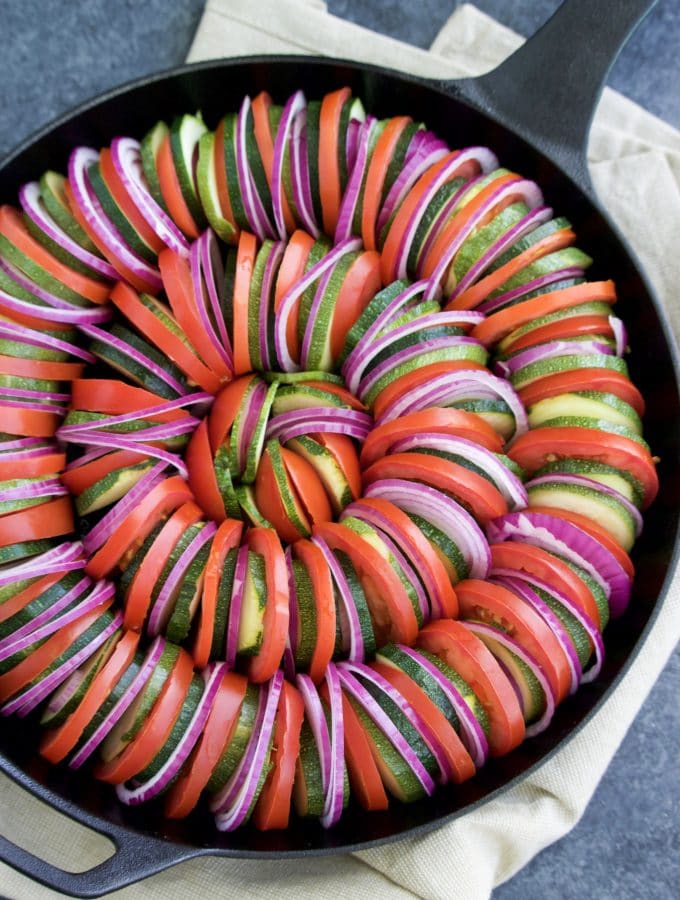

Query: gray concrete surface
left=0, top=1, right=678, bottom=898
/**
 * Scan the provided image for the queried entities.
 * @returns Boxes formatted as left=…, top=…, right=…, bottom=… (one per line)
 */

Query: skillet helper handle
left=0, top=781, right=202, bottom=898
left=452, top=0, right=658, bottom=192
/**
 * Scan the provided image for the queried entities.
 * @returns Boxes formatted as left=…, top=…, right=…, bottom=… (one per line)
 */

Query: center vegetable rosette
left=0, top=87, right=656, bottom=832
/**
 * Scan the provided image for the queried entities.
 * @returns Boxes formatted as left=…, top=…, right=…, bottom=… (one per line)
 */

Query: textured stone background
left=0, top=1, right=678, bottom=898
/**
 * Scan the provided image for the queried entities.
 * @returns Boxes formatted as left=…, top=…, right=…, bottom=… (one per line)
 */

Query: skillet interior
left=0, top=56, right=678, bottom=859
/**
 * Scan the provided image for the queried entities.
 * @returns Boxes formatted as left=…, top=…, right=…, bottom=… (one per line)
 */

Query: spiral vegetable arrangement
left=0, top=89, right=657, bottom=831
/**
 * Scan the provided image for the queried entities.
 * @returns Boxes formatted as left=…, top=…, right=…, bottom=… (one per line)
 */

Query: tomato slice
left=98, top=148, right=165, bottom=252
left=456, top=578, right=573, bottom=703
left=328, top=684, right=389, bottom=810
left=518, top=368, right=645, bottom=416
left=185, top=419, right=227, bottom=523
left=40, top=630, right=141, bottom=764
left=252, top=92, right=296, bottom=235
left=245, top=527, right=289, bottom=683
left=350, top=496, right=458, bottom=619
left=255, top=444, right=310, bottom=543
left=313, top=521, right=419, bottom=646
left=0, top=352, right=84, bottom=381
left=489, top=541, right=602, bottom=631
left=281, top=446, right=332, bottom=528
left=372, top=359, right=487, bottom=421
left=70, top=379, right=189, bottom=422
left=527, top=504, right=634, bottom=580
left=207, top=375, right=256, bottom=452
left=61, top=449, right=149, bottom=496
left=449, top=227, right=577, bottom=311
left=380, top=151, right=460, bottom=283
left=293, top=539, right=336, bottom=684
left=0, top=496, right=73, bottom=547
left=124, top=500, right=204, bottom=632
left=193, top=518, right=243, bottom=669
left=0, top=570, right=65, bottom=624
left=362, top=452, right=508, bottom=524
left=0, top=205, right=111, bottom=304
left=0, top=599, right=114, bottom=704
left=85, top=475, right=193, bottom=579
left=95, top=647, right=194, bottom=784
left=318, top=87, right=352, bottom=236
left=361, top=115, right=412, bottom=251
left=371, top=660, right=476, bottom=784
left=501, top=314, right=615, bottom=355
left=471, top=281, right=617, bottom=347
left=252, top=679, right=305, bottom=830
left=165, top=671, right=248, bottom=818
left=232, top=231, right=258, bottom=375
left=273, top=230, right=316, bottom=364
left=508, top=426, right=658, bottom=508
left=110, top=282, right=222, bottom=394
left=213, top=119, right=238, bottom=238
left=158, top=249, right=233, bottom=379
left=361, top=408, right=502, bottom=468
left=156, top=135, right=200, bottom=239
left=330, top=250, right=381, bottom=361
left=417, top=618, right=526, bottom=756
left=0, top=450, right=65, bottom=481
left=313, top=432, right=362, bottom=500
left=0, top=404, right=60, bottom=438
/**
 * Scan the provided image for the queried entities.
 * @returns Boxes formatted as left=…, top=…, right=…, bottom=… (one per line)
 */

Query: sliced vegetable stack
left=0, top=84, right=658, bottom=834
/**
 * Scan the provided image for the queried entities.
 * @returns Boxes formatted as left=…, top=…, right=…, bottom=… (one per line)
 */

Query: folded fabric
left=1, top=2, right=678, bottom=898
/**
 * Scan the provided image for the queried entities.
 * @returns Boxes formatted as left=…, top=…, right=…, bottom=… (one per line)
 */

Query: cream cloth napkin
left=2, top=2, right=679, bottom=898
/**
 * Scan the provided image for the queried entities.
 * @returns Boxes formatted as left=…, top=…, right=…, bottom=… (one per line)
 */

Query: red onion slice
left=272, top=91, right=307, bottom=239
left=58, top=430, right=186, bottom=476
left=189, top=236, right=233, bottom=372
left=224, top=545, right=249, bottom=670
left=197, top=229, right=233, bottom=364
left=320, top=663, right=345, bottom=828
left=311, top=534, right=365, bottom=663
left=0, top=477, right=67, bottom=501
left=0, top=258, right=112, bottom=323
left=0, top=541, right=85, bottom=589
left=299, top=265, right=335, bottom=369
left=258, top=241, right=286, bottom=372
left=335, top=116, right=378, bottom=244
left=495, top=338, right=615, bottom=378
left=0, top=320, right=96, bottom=363
left=476, top=268, right=585, bottom=316
left=290, top=108, right=320, bottom=238
left=266, top=406, right=373, bottom=441
left=297, top=673, right=332, bottom=797
left=609, top=315, right=628, bottom=357
left=236, top=96, right=275, bottom=241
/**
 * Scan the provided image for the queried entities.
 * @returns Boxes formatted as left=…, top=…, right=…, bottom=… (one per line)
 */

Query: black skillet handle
left=450, top=0, right=658, bottom=193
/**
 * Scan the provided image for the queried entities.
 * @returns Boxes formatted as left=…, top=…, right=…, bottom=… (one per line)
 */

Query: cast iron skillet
left=1, top=0, right=678, bottom=895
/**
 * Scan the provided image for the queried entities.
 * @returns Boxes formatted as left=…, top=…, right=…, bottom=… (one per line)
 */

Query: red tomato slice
left=124, top=500, right=204, bottom=632
left=330, top=250, right=381, bottom=361
left=254, top=444, right=311, bottom=544
left=193, top=518, right=243, bottom=669
left=70, top=379, right=189, bottom=422
left=61, top=450, right=150, bottom=496
left=0, top=496, right=73, bottom=547
left=0, top=205, right=111, bottom=304
left=313, top=521, right=419, bottom=646
left=519, top=368, right=645, bottom=416
left=449, top=227, right=577, bottom=311
left=361, top=115, right=412, bottom=251
left=252, top=679, right=305, bottom=830
left=0, top=570, right=64, bottom=624
left=40, top=630, right=141, bottom=764
left=213, top=119, right=239, bottom=238
left=156, top=135, right=200, bottom=240
left=471, top=281, right=617, bottom=348
left=85, top=476, right=193, bottom=579
left=281, top=446, right=332, bottom=528
left=185, top=419, right=227, bottom=523
left=489, top=541, right=602, bottom=631
left=251, top=92, right=296, bottom=235
left=98, top=148, right=165, bottom=252
left=292, top=538, right=336, bottom=684
left=273, top=230, right=315, bottom=364
left=232, top=231, right=258, bottom=375
left=245, top=527, right=289, bottom=683
left=165, top=671, right=248, bottom=819
left=417, top=618, right=526, bottom=756
left=109, top=282, right=222, bottom=393
left=319, top=87, right=352, bottom=236
left=0, top=450, right=65, bottom=481
left=362, top=452, right=508, bottom=524
left=361, top=408, right=503, bottom=468
left=372, top=359, right=487, bottom=421
left=371, top=660, right=476, bottom=784
left=350, top=497, right=458, bottom=619
left=158, top=249, right=233, bottom=379
left=0, top=353, right=84, bottom=381
left=456, top=578, right=573, bottom=703
left=313, top=432, right=362, bottom=500
left=208, top=374, right=257, bottom=452
left=527, top=504, right=634, bottom=580
left=95, top=647, right=194, bottom=784
left=508, top=426, right=658, bottom=509
left=0, top=599, right=114, bottom=704
left=0, top=404, right=60, bottom=438
left=501, top=314, right=615, bottom=354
